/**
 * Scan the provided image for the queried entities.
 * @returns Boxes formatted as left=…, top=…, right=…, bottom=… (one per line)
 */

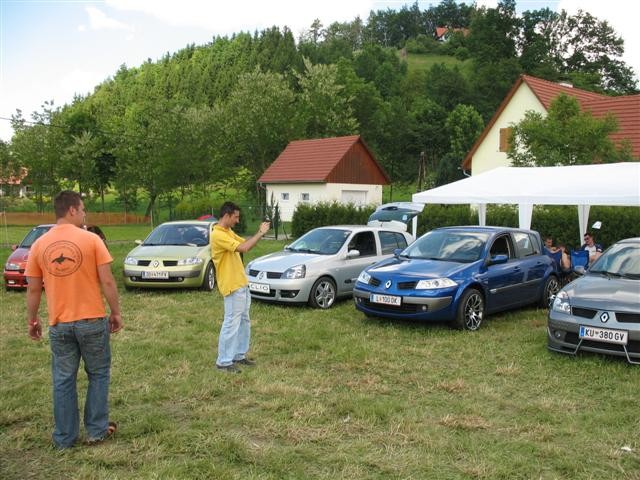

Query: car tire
left=539, top=275, right=560, bottom=308
left=451, top=288, right=484, bottom=331
left=308, top=276, right=336, bottom=309
left=200, top=262, right=216, bottom=291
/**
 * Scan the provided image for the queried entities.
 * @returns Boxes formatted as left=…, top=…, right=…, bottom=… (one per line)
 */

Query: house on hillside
left=258, top=135, right=390, bottom=222
left=435, top=26, right=469, bottom=42
left=462, top=74, right=640, bottom=175
left=0, top=167, right=29, bottom=197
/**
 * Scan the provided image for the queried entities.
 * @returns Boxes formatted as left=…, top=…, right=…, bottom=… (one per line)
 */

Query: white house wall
left=471, top=83, right=547, bottom=175
left=266, top=183, right=383, bottom=221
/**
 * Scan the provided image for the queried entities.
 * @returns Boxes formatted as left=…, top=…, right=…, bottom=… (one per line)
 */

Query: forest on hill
left=3, top=0, right=637, bottom=214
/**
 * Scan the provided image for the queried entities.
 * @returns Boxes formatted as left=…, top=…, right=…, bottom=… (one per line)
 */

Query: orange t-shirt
left=25, top=223, right=113, bottom=325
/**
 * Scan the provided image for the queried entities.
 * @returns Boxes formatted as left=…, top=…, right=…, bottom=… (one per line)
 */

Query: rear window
left=379, top=231, right=408, bottom=254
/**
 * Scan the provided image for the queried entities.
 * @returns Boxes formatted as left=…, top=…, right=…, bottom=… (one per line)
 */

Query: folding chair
left=570, top=249, right=589, bottom=270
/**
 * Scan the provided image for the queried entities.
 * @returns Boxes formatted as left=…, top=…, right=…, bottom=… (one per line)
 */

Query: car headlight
left=5, top=262, right=21, bottom=271
left=416, top=278, right=457, bottom=289
left=552, top=290, right=571, bottom=313
left=283, top=264, right=306, bottom=279
left=177, top=257, right=204, bottom=266
left=357, top=271, right=371, bottom=284
left=124, top=257, right=138, bottom=266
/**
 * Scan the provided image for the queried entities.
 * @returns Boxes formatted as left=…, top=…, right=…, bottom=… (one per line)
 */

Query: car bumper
left=247, top=277, right=313, bottom=304
left=353, top=287, right=454, bottom=321
left=4, top=270, right=28, bottom=289
left=123, top=267, right=204, bottom=289
left=548, top=310, right=640, bottom=364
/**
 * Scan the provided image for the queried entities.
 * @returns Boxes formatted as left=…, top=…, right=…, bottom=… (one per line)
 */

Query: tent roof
left=412, top=163, right=640, bottom=207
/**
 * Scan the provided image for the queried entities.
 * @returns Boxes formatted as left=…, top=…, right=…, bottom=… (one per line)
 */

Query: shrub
left=291, top=202, right=375, bottom=237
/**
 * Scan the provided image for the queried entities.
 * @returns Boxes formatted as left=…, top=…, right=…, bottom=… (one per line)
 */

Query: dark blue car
left=353, top=226, right=559, bottom=330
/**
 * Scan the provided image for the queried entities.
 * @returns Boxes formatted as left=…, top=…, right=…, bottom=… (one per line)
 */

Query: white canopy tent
left=412, top=163, right=640, bottom=244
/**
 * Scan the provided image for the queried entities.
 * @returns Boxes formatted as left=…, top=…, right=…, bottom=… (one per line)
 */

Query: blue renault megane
left=353, top=226, right=558, bottom=330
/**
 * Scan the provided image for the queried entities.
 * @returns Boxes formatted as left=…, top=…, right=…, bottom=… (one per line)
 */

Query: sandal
left=85, top=421, right=117, bottom=445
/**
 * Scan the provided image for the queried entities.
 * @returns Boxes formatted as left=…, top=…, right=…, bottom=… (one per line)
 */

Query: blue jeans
left=48, top=317, right=111, bottom=448
left=216, top=287, right=251, bottom=366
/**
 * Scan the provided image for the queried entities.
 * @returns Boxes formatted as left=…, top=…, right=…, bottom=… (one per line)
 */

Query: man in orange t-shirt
left=25, top=191, right=123, bottom=449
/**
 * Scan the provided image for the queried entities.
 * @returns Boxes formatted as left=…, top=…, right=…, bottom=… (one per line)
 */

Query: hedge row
left=290, top=203, right=640, bottom=250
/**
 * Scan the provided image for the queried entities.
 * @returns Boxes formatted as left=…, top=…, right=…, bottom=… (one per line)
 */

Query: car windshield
left=589, top=243, right=640, bottom=279
left=143, top=224, right=209, bottom=247
left=402, top=230, right=489, bottom=262
left=19, top=226, right=52, bottom=248
left=286, top=228, right=351, bottom=255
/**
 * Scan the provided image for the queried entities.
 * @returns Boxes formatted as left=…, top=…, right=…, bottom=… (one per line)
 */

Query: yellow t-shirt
left=25, top=223, right=113, bottom=325
left=211, top=224, right=247, bottom=296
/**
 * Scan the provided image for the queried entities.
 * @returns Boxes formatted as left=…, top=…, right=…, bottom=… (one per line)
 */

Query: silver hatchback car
left=246, top=225, right=415, bottom=309
left=548, top=237, right=640, bottom=364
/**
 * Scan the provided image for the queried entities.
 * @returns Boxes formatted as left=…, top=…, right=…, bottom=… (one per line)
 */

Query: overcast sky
left=0, top=0, right=637, bottom=142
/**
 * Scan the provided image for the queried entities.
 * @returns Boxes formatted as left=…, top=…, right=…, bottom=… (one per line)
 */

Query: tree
left=219, top=69, right=298, bottom=194
left=295, top=58, right=358, bottom=138
left=507, top=94, right=634, bottom=166
left=435, top=104, right=484, bottom=186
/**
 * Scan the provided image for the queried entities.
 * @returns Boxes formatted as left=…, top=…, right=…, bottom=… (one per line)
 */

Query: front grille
left=398, top=281, right=417, bottom=290
left=572, top=307, right=597, bottom=319
left=369, top=277, right=381, bottom=287
left=131, top=277, right=183, bottom=283
left=163, top=260, right=178, bottom=267
left=362, top=299, right=421, bottom=314
left=617, top=312, right=640, bottom=323
left=564, top=332, right=640, bottom=354
left=137, top=260, right=151, bottom=266
left=248, top=270, right=282, bottom=279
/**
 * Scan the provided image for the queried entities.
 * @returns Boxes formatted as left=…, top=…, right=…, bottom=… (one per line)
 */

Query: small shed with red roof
left=258, top=135, right=390, bottom=221
left=462, top=74, right=640, bottom=175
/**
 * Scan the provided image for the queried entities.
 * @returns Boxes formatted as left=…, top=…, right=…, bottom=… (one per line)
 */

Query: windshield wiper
left=590, top=269, right=623, bottom=279
left=621, top=273, right=640, bottom=279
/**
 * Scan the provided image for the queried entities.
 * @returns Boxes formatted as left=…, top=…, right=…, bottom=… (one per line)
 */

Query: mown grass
left=1, top=227, right=639, bottom=479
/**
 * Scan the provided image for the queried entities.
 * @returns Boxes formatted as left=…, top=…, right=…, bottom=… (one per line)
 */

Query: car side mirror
left=488, top=254, right=509, bottom=265
left=347, top=249, right=360, bottom=259
left=393, top=248, right=404, bottom=257
left=11, top=244, right=17, bottom=251
left=134, top=239, right=142, bottom=245
left=284, top=244, right=289, bottom=251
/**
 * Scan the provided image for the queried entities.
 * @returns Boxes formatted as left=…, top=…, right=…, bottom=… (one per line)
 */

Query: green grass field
left=1, top=226, right=639, bottom=479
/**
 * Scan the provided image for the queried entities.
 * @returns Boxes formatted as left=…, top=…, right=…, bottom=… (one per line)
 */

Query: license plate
left=249, top=282, right=270, bottom=293
left=141, top=271, right=169, bottom=279
left=370, top=293, right=401, bottom=306
left=579, top=325, right=628, bottom=345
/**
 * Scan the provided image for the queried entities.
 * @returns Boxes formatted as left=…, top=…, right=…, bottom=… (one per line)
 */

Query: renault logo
left=600, top=312, right=610, bottom=323
left=152, top=260, right=159, bottom=268
left=258, top=271, right=265, bottom=280
left=385, top=280, right=392, bottom=289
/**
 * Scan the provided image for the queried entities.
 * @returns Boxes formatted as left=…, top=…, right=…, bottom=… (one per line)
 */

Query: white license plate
left=249, top=282, right=270, bottom=293
left=579, top=325, right=628, bottom=345
left=370, top=293, right=401, bottom=306
left=142, top=271, right=169, bottom=279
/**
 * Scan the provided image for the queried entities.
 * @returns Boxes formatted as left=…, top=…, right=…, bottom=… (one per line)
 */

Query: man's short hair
left=584, top=232, right=592, bottom=238
left=220, top=201, right=240, bottom=218
left=54, top=191, right=82, bottom=219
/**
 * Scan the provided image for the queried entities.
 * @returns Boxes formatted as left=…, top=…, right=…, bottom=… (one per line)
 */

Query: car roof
left=314, top=225, right=409, bottom=233
left=616, top=237, right=640, bottom=244
left=434, top=225, right=539, bottom=235
left=157, top=221, right=214, bottom=226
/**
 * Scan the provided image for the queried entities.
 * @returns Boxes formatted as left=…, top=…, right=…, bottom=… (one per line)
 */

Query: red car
left=4, top=224, right=53, bottom=290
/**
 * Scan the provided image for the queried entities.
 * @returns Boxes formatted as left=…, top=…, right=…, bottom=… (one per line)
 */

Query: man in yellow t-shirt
left=212, top=201, right=269, bottom=373
left=25, top=191, right=123, bottom=448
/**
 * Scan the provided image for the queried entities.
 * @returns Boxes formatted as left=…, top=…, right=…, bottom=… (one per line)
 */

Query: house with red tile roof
left=462, top=75, right=640, bottom=175
left=258, top=135, right=390, bottom=221
left=435, top=27, right=469, bottom=42
left=0, top=167, right=29, bottom=197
